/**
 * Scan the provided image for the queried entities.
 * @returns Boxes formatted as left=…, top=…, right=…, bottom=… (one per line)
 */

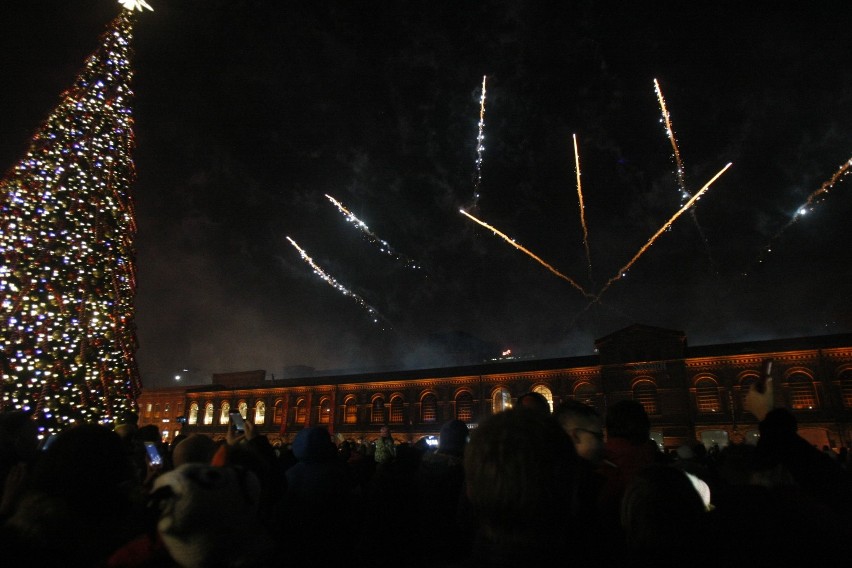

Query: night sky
left=2, top=1, right=851, bottom=388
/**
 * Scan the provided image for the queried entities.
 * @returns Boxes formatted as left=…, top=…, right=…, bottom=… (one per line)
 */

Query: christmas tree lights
left=1, top=6, right=147, bottom=437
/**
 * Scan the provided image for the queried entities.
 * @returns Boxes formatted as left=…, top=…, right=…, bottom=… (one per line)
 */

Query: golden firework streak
left=754, top=156, right=852, bottom=267
left=654, top=78, right=687, bottom=198
left=573, top=134, right=593, bottom=283
left=595, top=162, right=732, bottom=300
left=459, top=210, right=593, bottom=299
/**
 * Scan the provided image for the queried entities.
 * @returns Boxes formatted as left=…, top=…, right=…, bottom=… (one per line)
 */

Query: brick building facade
left=137, top=325, right=852, bottom=451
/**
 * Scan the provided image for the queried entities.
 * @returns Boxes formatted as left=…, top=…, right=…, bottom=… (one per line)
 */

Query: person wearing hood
left=282, top=427, right=357, bottom=564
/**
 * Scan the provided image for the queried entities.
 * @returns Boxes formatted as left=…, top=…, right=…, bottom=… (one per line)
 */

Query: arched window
left=740, top=375, right=758, bottom=412
left=841, top=371, right=852, bottom=408
left=421, top=393, right=437, bottom=423
left=254, top=401, right=265, bottom=424
left=456, top=391, right=473, bottom=422
left=238, top=401, right=248, bottom=418
left=371, top=397, right=386, bottom=424
left=219, top=402, right=231, bottom=425
left=787, top=372, right=818, bottom=410
left=295, top=399, right=307, bottom=424
left=532, top=385, right=554, bottom=412
left=204, top=403, right=214, bottom=425
left=492, top=387, right=512, bottom=414
left=633, top=380, right=659, bottom=415
left=154, top=403, right=161, bottom=418
left=573, top=382, right=597, bottom=407
left=273, top=400, right=284, bottom=424
left=344, top=397, right=358, bottom=424
left=188, top=403, right=198, bottom=425
left=389, top=395, right=404, bottom=424
left=319, top=398, right=331, bottom=424
left=695, top=377, right=721, bottom=413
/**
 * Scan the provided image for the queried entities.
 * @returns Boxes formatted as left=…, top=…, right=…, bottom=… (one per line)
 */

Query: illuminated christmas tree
left=1, top=1, right=152, bottom=437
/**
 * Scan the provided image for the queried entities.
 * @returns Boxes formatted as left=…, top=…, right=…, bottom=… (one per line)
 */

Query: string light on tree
left=1, top=2, right=148, bottom=436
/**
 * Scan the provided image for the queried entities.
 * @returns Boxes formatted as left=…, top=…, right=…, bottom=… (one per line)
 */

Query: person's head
left=554, top=400, right=604, bottom=464
left=465, top=408, right=577, bottom=546
left=292, top=426, right=336, bottom=463
left=516, top=391, right=551, bottom=415
left=620, top=465, right=707, bottom=551
left=0, top=410, right=39, bottom=467
left=380, top=425, right=390, bottom=438
left=438, top=419, right=469, bottom=457
left=605, top=399, right=651, bottom=445
left=29, top=423, right=135, bottom=515
left=112, top=410, right=139, bottom=440
left=172, top=434, right=217, bottom=468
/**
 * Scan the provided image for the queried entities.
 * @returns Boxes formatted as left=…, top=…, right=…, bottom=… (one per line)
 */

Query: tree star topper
left=119, top=0, right=153, bottom=12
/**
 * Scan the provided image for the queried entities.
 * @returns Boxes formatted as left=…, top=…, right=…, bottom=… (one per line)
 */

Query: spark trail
left=654, top=78, right=716, bottom=270
left=573, top=134, right=593, bottom=285
left=286, top=236, right=390, bottom=327
left=472, top=75, right=487, bottom=209
left=459, top=210, right=593, bottom=299
left=594, top=162, right=732, bottom=301
left=654, top=79, right=687, bottom=202
left=753, top=155, right=852, bottom=267
left=325, top=194, right=418, bottom=269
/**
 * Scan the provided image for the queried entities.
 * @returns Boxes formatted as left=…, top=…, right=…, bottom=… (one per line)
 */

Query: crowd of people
left=1, top=375, right=851, bottom=567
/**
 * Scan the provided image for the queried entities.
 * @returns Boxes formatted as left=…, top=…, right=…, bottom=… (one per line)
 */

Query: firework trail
left=286, top=236, right=390, bottom=327
left=325, top=194, right=419, bottom=269
left=753, top=156, right=852, bottom=267
left=472, top=75, right=487, bottom=209
left=654, top=79, right=687, bottom=202
left=573, top=134, right=593, bottom=285
left=654, top=78, right=716, bottom=270
left=593, top=162, right=732, bottom=301
left=459, top=209, right=593, bottom=299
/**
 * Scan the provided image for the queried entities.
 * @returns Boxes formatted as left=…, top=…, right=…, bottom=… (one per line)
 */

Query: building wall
left=137, top=329, right=852, bottom=450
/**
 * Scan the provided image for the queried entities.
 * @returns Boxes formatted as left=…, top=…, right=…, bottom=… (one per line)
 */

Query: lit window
left=204, top=403, right=214, bottom=425
left=842, top=373, right=852, bottom=408
left=295, top=399, right=307, bottom=424
left=532, top=385, right=553, bottom=412
left=319, top=398, right=331, bottom=424
left=421, top=394, right=437, bottom=423
left=633, top=380, right=659, bottom=415
left=273, top=400, right=284, bottom=424
left=573, top=382, right=597, bottom=408
left=788, top=373, right=818, bottom=410
left=254, top=401, right=265, bottom=425
left=456, top=392, right=473, bottom=422
left=371, top=397, right=386, bottom=424
left=238, top=401, right=248, bottom=419
left=219, top=402, right=231, bottom=425
left=188, top=403, right=198, bottom=425
left=345, top=397, right=358, bottom=424
left=740, top=376, right=757, bottom=412
left=695, top=378, right=721, bottom=413
left=390, top=396, right=404, bottom=424
left=492, top=388, right=511, bottom=414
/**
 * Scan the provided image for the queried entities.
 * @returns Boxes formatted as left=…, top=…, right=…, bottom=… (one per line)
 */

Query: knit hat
left=151, top=463, right=274, bottom=567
